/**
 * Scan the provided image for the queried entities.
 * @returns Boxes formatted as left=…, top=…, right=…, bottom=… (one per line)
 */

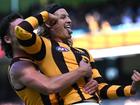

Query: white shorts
left=73, top=102, right=99, bottom=105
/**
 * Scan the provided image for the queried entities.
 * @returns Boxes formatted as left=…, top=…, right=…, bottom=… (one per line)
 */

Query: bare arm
left=10, top=60, right=92, bottom=95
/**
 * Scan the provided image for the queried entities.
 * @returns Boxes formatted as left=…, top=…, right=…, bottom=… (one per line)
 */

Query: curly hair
left=0, top=13, right=22, bottom=58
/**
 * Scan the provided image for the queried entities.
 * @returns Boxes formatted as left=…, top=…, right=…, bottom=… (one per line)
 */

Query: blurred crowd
left=0, top=0, right=140, bottom=33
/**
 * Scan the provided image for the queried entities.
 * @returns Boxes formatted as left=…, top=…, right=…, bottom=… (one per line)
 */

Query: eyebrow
left=61, top=14, right=69, bottom=17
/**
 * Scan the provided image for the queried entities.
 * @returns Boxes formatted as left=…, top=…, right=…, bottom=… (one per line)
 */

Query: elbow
left=15, top=26, right=30, bottom=39
left=15, top=26, right=23, bottom=39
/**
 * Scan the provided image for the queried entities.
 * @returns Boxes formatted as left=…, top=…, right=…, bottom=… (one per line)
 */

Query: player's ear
left=4, top=35, right=11, bottom=44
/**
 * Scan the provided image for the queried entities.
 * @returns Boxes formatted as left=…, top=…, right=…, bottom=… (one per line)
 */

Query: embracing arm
left=11, top=60, right=92, bottom=95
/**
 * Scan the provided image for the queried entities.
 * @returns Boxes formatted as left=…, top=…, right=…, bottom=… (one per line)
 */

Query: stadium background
left=0, top=0, right=140, bottom=104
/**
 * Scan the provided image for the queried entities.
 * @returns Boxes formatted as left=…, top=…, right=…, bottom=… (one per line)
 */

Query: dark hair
left=0, top=12, right=22, bottom=58
left=46, top=3, right=63, bottom=14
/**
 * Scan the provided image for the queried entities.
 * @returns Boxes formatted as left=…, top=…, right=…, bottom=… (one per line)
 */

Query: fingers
left=132, top=74, right=139, bottom=81
left=132, top=70, right=140, bottom=82
left=133, top=70, right=140, bottom=77
left=132, top=74, right=138, bottom=81
left=84, top=84, right=98, bottom=94
left=47, top=13, right=58, bottom=26
left=83, top=79, right=98, bottom=95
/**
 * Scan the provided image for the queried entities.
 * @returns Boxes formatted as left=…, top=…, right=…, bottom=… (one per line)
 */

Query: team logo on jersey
left=56, top=46, right=69, bottom=52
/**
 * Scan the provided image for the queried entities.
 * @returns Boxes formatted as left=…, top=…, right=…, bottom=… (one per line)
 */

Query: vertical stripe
left=51, top=40, right=85, bottom=102
left=70, top=47, right=86, bottom=100
left=70, top=47, right=82, bottom=64
left=71, top=47, right=89, bottom=83
left=40, top=94, right=52, bottom=105
left=56, top=93, right=64, bottom=105
left=90, top=62, right=97, bottom=69
left=72, top=48, right=100, bottom=102
left=100, top=85, right=111, bottom=99
left=94, top=77, right=105, bottom=83
left=72, top=84, right=86, bottom=101
left=51, top=40, right=69, bottom=73
left=116, top=86, right=125, bottom=97
left=77, top=48, right=90, bottom=59
left=51, top=40, right=67, bottom=104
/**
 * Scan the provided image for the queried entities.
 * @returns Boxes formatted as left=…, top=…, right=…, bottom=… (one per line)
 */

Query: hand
left=83, top=78, right=98, bottom=95
left=78, top=60, right=92, bottom=78
left=131, top=70, right=140, bottom=94
left=46, top=13, right=58, bottom=26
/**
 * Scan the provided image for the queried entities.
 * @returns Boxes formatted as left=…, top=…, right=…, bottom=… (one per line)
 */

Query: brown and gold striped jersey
left=15, top=11, right=133, bottom=105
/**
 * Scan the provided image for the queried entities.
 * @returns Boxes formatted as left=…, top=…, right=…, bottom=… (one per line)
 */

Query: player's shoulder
left=9, top=57, right=35, bottom=72
left=41, top=36, right=52, bottom=44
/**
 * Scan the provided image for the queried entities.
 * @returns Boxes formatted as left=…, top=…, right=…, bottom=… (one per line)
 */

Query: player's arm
left=15, top=11, right=57, bottom=58
left=92, top=68, right=133, bottom=99
left=11, top=60, right=92, bottom=94
left=87, top=51, right=134, bottom=99
left=15, top=10, right=56, bottom=40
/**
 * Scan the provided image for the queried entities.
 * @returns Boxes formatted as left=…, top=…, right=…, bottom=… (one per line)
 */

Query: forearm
left=49, top=68, right=86, bottom=93
left=15, top=11, right=49, bottom=56
left=98, top=83, right=133, bottom=99
left=15, top=11, right=49, bottom=39
left=93, top=70, right=133, bottom=99
left=25, top=11, right=49, bottom=29
left=21, top=68, right=86, bottom=94
left=17, top=11, right=48, bottom=31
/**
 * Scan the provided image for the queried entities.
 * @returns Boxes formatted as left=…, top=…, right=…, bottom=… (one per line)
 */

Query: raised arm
left=15, top=11, right=57, bottom=60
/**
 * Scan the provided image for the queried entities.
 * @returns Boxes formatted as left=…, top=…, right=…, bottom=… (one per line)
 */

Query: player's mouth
left=64, top=25, right=72, bottom=35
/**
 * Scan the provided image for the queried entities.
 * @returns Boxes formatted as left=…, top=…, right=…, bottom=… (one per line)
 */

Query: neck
left=53, top=38, right=71, bottom=46
left=54, top=37, right=63, bottom=42
left=13, top=48, right=30, bottom=58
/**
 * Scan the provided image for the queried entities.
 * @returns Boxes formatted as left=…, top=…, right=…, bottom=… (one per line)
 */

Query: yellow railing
left=73, top=29, right=140, bottom=49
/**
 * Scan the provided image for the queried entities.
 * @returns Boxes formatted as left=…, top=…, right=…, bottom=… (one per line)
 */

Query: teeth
left=65, top=25, right=71, bottom=28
